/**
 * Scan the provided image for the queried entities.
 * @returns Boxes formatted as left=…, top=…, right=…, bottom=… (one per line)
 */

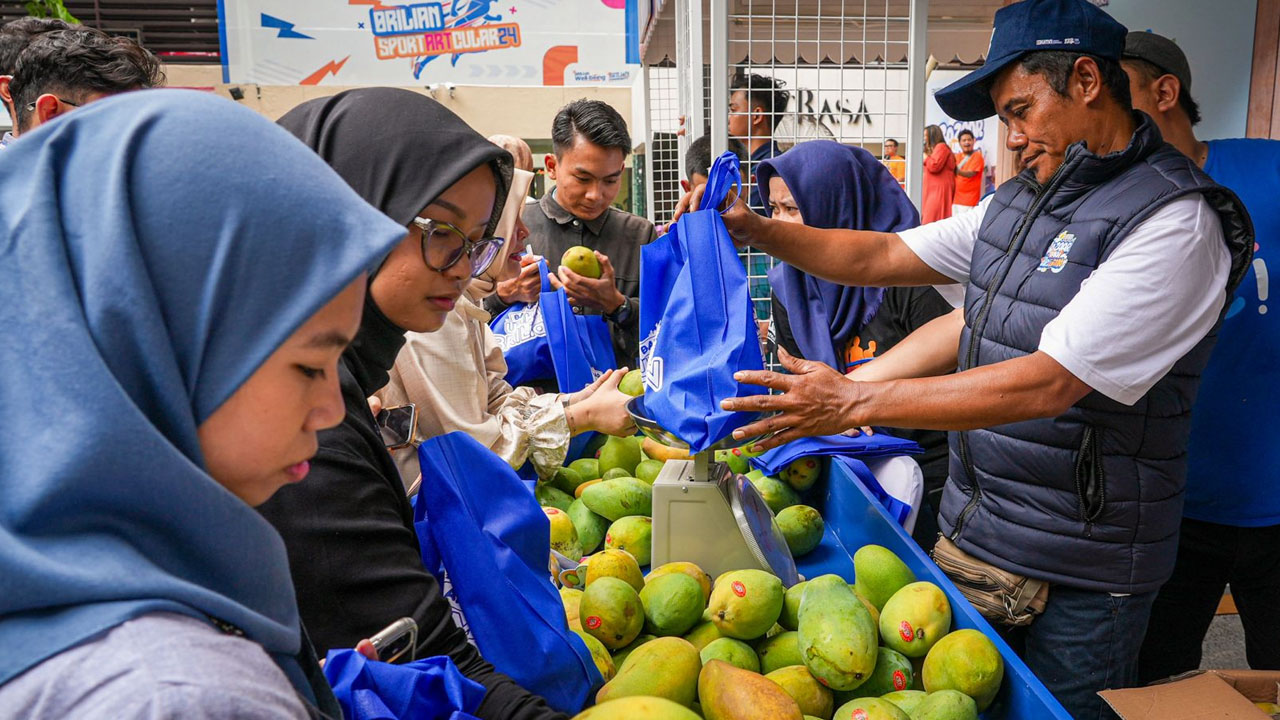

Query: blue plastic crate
left=796, top=459, right=1071, bottom=720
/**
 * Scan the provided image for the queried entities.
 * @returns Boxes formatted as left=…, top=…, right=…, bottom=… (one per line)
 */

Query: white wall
left=1102, top=0, right=1257, bottom=141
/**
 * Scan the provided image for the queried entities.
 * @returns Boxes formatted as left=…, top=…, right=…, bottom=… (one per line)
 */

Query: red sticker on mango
left=893, top=670, right=908, bottom=690
left=731, top=581, right=746, bottom=597
left=585, top=616, right=601, bottom=629
left=853, top=710, right=868, bottom=720
left=899, top=621, right=915, bottom=642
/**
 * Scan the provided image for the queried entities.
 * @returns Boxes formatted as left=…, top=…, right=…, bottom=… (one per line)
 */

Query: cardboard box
left=1100, top=670, right=1280, bottom=719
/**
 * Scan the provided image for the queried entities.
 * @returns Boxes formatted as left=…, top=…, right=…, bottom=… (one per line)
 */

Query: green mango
left=708, top=569, right=785, bottom=640
left=852, top=545, right=915, bottom=612
left=581, top=478, right=653, bottom=521
left=746, top=468, right=766, bottom=481
left=570, top=457, right=602, bottom=481
left=596, top=636, right=701, bottom=708
left=536, top=483, right=575, bottom=512
left=682, top=619, right=726, bottom=652
left=568, top=499, right=610, bottom=555
left=574, top=629, right=616, bottom=682
left=551, top=466, right=588, bottom=495
left=599, top=435, right=643, bottom=477
left=700, top=637, right=760, bottom=673
left=610, top=634, right=656, bottom=670
left=781, top=456, right=823, bottom=492
left=921, top=628, right=1004, bottom=711
left=797, top=574, right=878, bottom=691
left=758, top=630, right=805, bottom=674
left=618, top=369, right=644, bottom=397
left=776, top=505, right=825, bottom=557
left=647, top=561, right=712, bottom=606
left=878, top=582, right=951, bottom=659
left=766, top=665, right=835, bottom=720
left=571, top=696, right=701, bottom=720
left=912, top=689, right=978, bottom=720
left=841, top=646, right=913, bottom=699
left=699, top=660, right=804, bottom=720
left=780, top=581, right=808, bottom=630
left=878, top=690, right=927, bottom=716
left=639, top=573, right=703, bottom=637
left=604, top=515, right=653, bottom=566
left=545, top=507, right=582, bottom=561
left=635, top=458, right=664, bottom=484
left=832, top=697, right=909, bottom=720
left=602, top=467, right=632, bottom=480
left=747, top=473, right=801, bottom=514
left=582, top=433, right=610, bottom=460
left=580, top=576, right=645, bottom=650
left=714, top=447, right=751, bottom=475
left=585, top=548, right=644, bottom=592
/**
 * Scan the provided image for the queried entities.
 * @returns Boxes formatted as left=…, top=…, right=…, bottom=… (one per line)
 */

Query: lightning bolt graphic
left=299, top=56, right=351, bottom=85
left=260, top=13, right=313, bottom=40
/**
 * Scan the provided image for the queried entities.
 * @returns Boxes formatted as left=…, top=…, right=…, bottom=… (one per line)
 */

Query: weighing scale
left=627, top=396, right=801, bottom=587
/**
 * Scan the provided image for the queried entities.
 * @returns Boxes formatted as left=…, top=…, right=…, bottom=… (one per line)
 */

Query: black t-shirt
left=771, top=286, right=954, bottom=494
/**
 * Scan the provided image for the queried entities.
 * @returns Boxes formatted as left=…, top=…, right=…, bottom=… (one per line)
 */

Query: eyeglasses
left=410, top=217, right=505, bottom=278
left=24, top=96, right=81, bottom=113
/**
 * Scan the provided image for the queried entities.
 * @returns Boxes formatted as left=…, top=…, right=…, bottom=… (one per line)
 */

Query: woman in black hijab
left=258, top=88, right=564, bottom=720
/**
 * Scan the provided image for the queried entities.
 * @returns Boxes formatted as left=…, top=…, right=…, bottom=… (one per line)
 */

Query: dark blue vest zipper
left=950, top=158, right=1076, bottom=542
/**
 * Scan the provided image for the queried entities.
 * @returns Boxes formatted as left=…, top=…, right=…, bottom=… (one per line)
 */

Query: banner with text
left=219, top=0, right=638, bottom=87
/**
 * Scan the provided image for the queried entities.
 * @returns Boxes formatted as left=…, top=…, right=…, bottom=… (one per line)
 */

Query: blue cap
left=935, top=0, right=1128, bottom=121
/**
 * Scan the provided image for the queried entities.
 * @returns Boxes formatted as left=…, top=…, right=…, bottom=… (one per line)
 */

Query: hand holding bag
left=638, top=152, right=766, bottom=452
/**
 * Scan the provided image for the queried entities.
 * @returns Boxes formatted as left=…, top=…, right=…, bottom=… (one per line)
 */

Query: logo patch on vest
left=1037, top=231, right=1077, bottom=274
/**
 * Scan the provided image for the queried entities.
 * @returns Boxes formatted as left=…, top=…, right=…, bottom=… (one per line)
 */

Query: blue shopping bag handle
left=537, top=258, right=553, bottom=294
left=702, top=151, right=742, bottom=216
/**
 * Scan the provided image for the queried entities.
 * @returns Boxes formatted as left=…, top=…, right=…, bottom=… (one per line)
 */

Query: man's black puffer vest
left=937, top=114, right=1253, bottom=594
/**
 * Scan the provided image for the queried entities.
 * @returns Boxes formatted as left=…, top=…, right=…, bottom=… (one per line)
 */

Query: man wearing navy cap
left=1120, top=31, right=1280, bottom=683
left=690, top=0, right=1254, bottom=715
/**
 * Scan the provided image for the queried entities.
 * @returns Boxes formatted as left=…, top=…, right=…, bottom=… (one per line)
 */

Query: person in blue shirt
left=1122, top=30, right=1280, bottom=681
left=729, top=72, right=790, bottom=320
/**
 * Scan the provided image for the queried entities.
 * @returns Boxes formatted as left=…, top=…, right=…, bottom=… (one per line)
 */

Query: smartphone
left=369, top=616, right=418, bottom=664
left=375, top=403, right=417, bottom=450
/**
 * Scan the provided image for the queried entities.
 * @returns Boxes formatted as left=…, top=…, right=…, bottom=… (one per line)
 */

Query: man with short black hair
left=0, top=17, right=70, bottom=147
left=9, top=26, right=162, bottom=135
left=729, top=72, right=789, bottom=214
left=692, top=1, right=1253, bottom=715
left=683, top=134, right=746, bottom=191
left=490, top=99, right=654, bottom=376
left=1122, top=30, right=1280, bottom=683
left=952, top=129, right=984, bottom=215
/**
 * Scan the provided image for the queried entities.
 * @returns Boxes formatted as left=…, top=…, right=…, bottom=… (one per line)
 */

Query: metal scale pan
left=627, top=397, right=799, bottom=586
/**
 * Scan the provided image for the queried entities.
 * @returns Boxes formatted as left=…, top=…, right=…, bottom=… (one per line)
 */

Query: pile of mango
left=537, top=426, right=830, bottom=567
left=561, top=545, right=1004, bottom=720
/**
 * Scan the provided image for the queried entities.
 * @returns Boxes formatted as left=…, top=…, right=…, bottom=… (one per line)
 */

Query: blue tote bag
left=749, top=433, right=922, bottom=475
left=491, top=258, right=615, bottom=392
left=639, top=151, right=766, bottom=452
left=323, top=651, right=486, bottom=720
left=413, top=432, right=603, bottom=714
left=490, top=259, right=615, bottom=459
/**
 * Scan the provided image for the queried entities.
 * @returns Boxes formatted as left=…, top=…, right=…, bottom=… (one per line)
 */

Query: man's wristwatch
left=605, top=298, right=633, bottom=325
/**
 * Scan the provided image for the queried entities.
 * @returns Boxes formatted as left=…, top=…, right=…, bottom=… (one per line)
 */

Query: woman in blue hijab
left=759, top=140, right=954, bottom=549
left=0, top=90, right=405, bottom=716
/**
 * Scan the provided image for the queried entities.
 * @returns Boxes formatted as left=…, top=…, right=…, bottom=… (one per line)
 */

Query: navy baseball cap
left=936, top=0, right=1128, bottom=121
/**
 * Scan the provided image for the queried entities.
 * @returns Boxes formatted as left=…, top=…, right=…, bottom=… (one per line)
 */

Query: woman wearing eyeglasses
left=257, top=88, right=565, bottom=720
left=377, top=165, right=638, bottom=489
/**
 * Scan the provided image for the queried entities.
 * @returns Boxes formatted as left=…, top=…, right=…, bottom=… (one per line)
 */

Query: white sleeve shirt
left=898, top=193, right=1230, bottom=406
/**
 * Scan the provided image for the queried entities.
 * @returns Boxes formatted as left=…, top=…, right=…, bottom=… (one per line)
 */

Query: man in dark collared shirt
left=488, top=100, right=655, bottom=378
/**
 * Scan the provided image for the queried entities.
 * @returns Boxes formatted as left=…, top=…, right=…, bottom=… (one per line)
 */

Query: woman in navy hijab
left=760, top=140, right=954, bottom=549
left=0, top=90, right=405, bottom=716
